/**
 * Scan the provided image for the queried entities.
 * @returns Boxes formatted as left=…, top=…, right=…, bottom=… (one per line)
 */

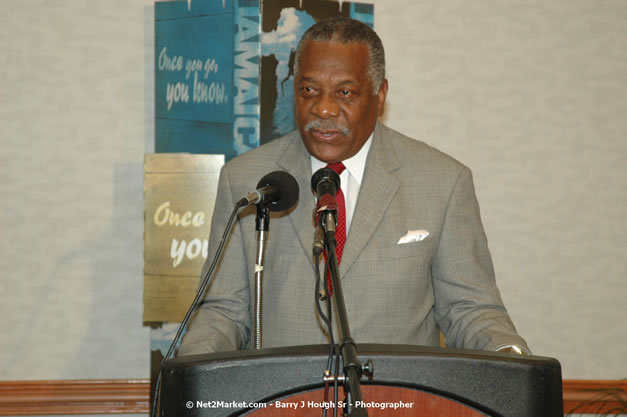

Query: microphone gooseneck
left=152, top=170, right=299, bottom=414
left=249, top=171, right=298, bottom=349
left=310, top=166, right=370, bottom=417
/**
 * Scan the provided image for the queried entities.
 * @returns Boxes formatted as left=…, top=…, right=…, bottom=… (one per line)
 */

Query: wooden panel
left=0, top=379, right=150, bottom=416
left=0, top=379, right=624, bottom=415
left=562, top=379, right=627, bottom=415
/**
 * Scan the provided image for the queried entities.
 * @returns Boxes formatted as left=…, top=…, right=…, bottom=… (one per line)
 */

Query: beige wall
left=0, top=0, right=155, bottom=379
left=0, top=0, right=625, bottom=380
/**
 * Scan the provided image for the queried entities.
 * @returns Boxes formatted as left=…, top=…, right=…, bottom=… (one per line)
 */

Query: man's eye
left=339, top=89, right=352, bottom=97
left=301, top=86, right=316, bottom=95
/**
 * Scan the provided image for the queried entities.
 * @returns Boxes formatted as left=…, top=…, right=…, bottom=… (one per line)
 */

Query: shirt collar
left=310, top=132, right=373, bottom=185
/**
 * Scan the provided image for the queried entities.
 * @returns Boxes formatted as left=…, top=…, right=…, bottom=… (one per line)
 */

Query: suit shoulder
left=222, top=131, right=298, bottom=175
left=381, top=125, right=468, bottom=174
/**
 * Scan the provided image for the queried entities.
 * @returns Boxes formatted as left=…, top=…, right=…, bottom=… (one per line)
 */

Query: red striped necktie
left=325, top=162, right=346, bottom=296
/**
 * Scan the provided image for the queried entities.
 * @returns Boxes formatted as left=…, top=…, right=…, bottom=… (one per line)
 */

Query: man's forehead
left=296, top=41, right=369, bottom=75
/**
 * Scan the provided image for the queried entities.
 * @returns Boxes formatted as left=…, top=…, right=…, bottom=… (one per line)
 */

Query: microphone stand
left=320, top=211, right=370, bottom=417
left=253, top=204, right=269, bottom=349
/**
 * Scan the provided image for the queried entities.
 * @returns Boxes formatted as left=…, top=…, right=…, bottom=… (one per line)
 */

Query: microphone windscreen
left=311, top=167, right=340, bottom=197
left=256, top=171, right=299, bottom=212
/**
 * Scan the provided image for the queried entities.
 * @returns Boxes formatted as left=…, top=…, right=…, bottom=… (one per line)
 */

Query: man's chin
left=299, top=131, right=353, bottom=163
left=305, top=143, right=340, bottom=163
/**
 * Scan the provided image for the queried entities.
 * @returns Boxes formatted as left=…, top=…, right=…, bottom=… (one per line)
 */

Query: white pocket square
left=397, top=229, right=430, bottom=244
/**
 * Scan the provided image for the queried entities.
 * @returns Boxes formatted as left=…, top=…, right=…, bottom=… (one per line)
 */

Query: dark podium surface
left=160, top=344, right=563, bottom=417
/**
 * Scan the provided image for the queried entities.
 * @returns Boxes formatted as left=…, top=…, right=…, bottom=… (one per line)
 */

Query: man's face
left=294, top=41, right=388, bottom=163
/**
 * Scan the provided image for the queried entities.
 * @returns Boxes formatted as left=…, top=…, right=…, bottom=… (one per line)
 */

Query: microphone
left=244, top=171, right=299, bottom=212
left=311, top=167, right=341, bottom=225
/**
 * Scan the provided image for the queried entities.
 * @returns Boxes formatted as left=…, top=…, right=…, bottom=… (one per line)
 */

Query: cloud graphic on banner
left=262, top=8, right=315, bottom=62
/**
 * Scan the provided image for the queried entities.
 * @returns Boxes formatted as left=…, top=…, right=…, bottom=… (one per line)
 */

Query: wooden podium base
left=248, top=385, right=487, bottom=417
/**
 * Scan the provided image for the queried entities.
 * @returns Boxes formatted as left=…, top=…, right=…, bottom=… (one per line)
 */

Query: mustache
left=304, top=119, right=350, bottom=136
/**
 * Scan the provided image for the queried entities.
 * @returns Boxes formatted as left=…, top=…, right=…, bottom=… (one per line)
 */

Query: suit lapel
left=276, top=132, right=316, bottom=268
left=340, top=123, right=401, bottom=276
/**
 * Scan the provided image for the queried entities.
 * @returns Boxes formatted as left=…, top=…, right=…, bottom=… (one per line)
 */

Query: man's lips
left=310, top=128, right=344, bottom=141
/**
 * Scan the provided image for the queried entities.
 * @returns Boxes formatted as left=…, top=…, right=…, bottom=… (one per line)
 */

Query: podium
left=160, top=344, right=563, bottom=417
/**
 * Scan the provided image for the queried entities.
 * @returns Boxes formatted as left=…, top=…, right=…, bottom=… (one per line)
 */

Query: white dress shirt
left=310, top=133, right=373, bottom=235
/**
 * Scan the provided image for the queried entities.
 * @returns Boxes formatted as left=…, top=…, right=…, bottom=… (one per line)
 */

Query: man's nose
left=311, top=93, right=339, bottom=118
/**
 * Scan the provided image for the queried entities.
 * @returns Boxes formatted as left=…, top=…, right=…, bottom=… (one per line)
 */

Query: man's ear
left=377, top=79, right=388, bottom=117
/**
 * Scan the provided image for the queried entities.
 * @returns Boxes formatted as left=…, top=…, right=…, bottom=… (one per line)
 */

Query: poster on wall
left=155, top=0, right=373, bottom=158
left=155, top=0, right=257, bottom=159
left=143, top=153, right=224, bottom=383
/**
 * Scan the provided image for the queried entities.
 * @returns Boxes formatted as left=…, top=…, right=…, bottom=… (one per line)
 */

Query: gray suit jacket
left=178, top=123, right=528, bottom=355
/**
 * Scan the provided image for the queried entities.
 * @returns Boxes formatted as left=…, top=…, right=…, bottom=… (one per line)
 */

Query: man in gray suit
left=179, top=17, right=529, bottom=356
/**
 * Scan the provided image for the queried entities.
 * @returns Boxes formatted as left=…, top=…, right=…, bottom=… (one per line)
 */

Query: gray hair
left=294, top=17, right=385, bottom=95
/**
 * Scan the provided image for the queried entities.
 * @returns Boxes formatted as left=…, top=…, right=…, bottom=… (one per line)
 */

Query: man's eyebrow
left=298, top=76, right=357, bottom=87
left=335, top=80, right=358, bottom=87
